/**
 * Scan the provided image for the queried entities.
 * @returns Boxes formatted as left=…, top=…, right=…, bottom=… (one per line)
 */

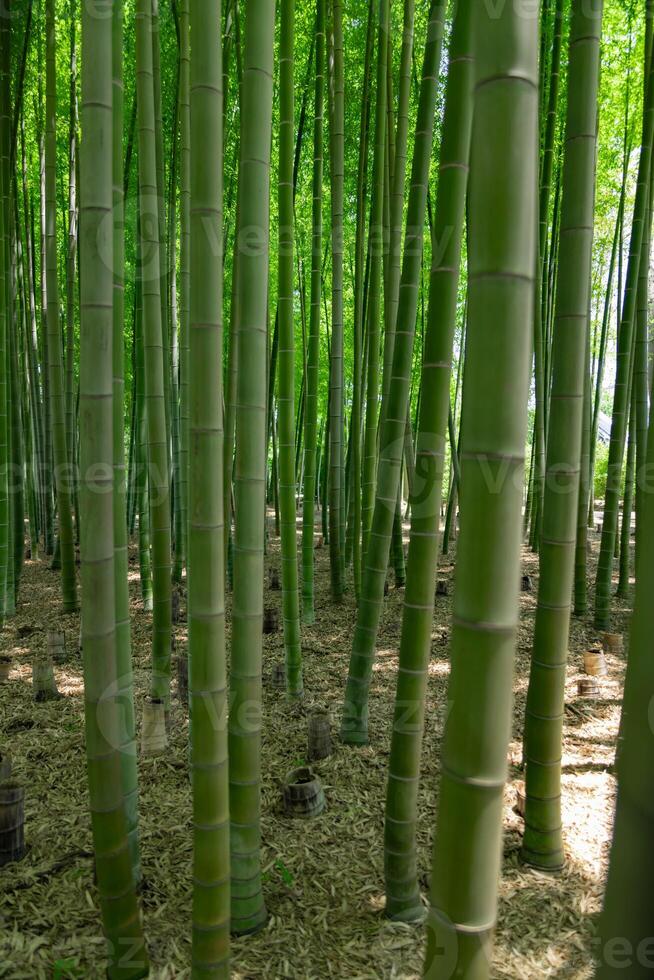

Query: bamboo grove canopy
left=0, top=0, right=653, bottom=976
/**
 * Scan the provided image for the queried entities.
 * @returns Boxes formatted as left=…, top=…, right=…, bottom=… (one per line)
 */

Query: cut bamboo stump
left=176, top=649, right=188, bottom=706
left=0, top=750, right=11, bottom=780
left=307, top=707, right=332, bottom=761
left=172, top=589, right=185, bottom=625
left=282, top=767, right=325, bottom=819
left=584, top=647, right=607, bottom=677
left=521, top=574, right=532, bottom=592
left=601, top=632, right=624, bottom=656
left=141, top=698, right=168, bottom=756
left=514, top=780, right=526, bottom=819
left=271, top=663, right=285, bottom=689
left=435, top=580, right=448, bottom=597
left=577, top=677, right=599, bottom=698
left=32, top=656, right=61, bottom=702
left=263, top=607, right=279, bottom=635
left=0, top=656, right=10, bottom=683
left=0, top=781, right=26, bottom=866
left=47, top=631, right=66, bottom=664
left=269, top=567, right=280, bottom=591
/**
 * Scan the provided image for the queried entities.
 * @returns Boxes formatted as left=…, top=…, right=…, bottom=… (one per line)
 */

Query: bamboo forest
left=2, top=0, right=654, bottom=976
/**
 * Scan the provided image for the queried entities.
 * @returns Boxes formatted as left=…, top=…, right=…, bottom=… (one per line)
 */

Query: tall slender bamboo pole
left=0, top=0, right=9, bottom=622
left=424, top=1, right=538, bottom=972
left=301, top=0, right=325, bottom=626
left=45, top=0, right=77, bottom=611
left=278, top=0, right=302, bottom=696
left=135, top=0, right=173, bottom=704
left=112, top=0, right=140, bottom=883
left=597, top=391, right=654, bottom=980
left=178, top=0, right=190, bottom=592
left=384, top=0, right=472, bottom=918
left=595, top=16, right=654, bottom=628
left=228, top=0, right=275, bottom=936
left=79, top=0, right=148, bottom=970
left=341, top=0, right=445, bottom=745
left=189, top=0, right=230, bottom=967
left=327, top=0, right=345, bottom=599
left=360, top=0, right=388, bottom=572
left=522, top=0, right=603, bottom=871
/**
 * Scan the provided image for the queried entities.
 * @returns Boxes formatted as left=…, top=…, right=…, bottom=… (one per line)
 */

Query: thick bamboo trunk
left=188, top=0, right=230, bottom=967
left=522, top=0, right=603, bottom=872
left=79, top=2, right=148, bottom=971
left=424, top=2, right=538, bottom=973
left=228, top=0, right=275, bottom=936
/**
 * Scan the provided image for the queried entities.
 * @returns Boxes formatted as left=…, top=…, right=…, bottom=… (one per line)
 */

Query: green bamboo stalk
left=597, top=383, right=654, bottom=980
left=326, top=0, right=345, bottom=599
left=228, top=0, right=274, bottom=936
left=0, top=66, right=8, bottom=617
left=6, top=124, right=23, bottom=602
left=150, top=0, right=171, bottom=467
left=595, top=19, right=654, bottom=629
left=16, top=231, right=38, bottom=556
left=266, top=314, right=279, bottom=468
left=135, top=0, right=173, bottom=704
left=359, top=0, right=388, bottom=573
left=634, top=165, right=654, bottom=579
left=381, top=0, right=414, bottom=403
left=522, top=0, right=602, bottom=871
left=277, top=0, right=302, bottom=696
left=15, top=201, right=34, bottom=560
left=189, top=0, right=230, bottom=967
left=384, top=0, right=415, bottom=594
left=588, top=184, right=626, bottom=526
left=127, top=327, right=138, bottom=537
left=383, top=0, right=472, bottom=920
left=112, top=0, right=140, bottom=884
left=135, top=241, right=153, bottom=612
left=349, top=0, right=375, bottom=602
left=223, top=183, right=240, bottom=585
left=4, top=326, right=14, bottom=617
left=597, top=88, right=654, bottom=942
left=573, top=317, right=591, bottom=615
left=301, top=0, right=324, bottom=625
left=65, top=0, right=77, bottom=495
left=270, top=407, right=280, bottom=536
left=169, top=48, right=182, bottom=588
left=442, top=335, right=465, bottom=557
left=617, top=391, right=636, bottom=598
left=531, top=0, right=564, bottom=552
left=8, top=239, right=23, bottom=602
left=178, top=0, right=190, bottom=591
left=589, top=72, right=632, bottom=531
left=79, top=1, right=148, bottom=971
left=37, top=36, right=55, bottom=559
left=45, top=0, right=77, bottom=611
left=19, top=116, right=45, bottom=553
left=382, top=30, right=416, bottom=586
left=341, top=0, right=445, bottom=745
left=424, top=0, right=538, bottom=972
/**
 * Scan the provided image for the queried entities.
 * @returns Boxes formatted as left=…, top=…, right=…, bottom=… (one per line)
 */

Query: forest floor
left=0, top=517, right=630, bottom=979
